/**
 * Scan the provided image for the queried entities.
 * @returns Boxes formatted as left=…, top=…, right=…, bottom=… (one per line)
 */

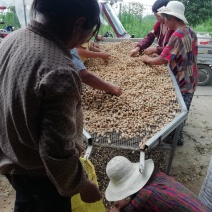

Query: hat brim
left=158, top=11, right=188, bottom=24
left=105, top=159, right=154, bottom=201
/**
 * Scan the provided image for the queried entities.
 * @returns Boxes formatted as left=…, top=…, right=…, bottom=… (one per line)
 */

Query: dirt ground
left=0, top=80, right=212, bottom=211
left=170, top=82, right=212, bottom=195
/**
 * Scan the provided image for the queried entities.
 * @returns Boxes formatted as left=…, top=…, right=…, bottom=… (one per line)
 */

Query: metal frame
left=83, top=39, right=188, bottom=174
left=101, top=2, right=130, bottom=38
left=83, top=129, right=93, bottom=159
left=101, top=37, right=144, bottom=43
left=198, top=44, right=212, bottom=65
left=145, top=66, right=188, bottom=150
left=146, top=66, right=188, bottom=174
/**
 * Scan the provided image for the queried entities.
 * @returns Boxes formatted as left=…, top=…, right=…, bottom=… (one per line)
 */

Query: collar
left=27, top=21, right=71, bottom=58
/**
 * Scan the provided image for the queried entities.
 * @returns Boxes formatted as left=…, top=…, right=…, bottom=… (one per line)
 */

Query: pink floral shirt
left=160, top=26, right=198, bottom=93
left=127, top=170, right=207, bottom=212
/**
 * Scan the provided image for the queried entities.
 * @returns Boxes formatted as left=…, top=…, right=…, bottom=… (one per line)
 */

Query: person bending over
left=106, top=156, right=207, bottom=212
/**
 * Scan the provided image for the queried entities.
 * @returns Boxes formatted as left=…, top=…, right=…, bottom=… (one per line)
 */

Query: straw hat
left=105, top=156, right=154, bottom=201
left=158, top=1, right=188, bottom=24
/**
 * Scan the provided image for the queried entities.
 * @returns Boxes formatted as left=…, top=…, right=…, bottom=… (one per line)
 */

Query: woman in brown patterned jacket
left=0, top=0, right=102, bottom=211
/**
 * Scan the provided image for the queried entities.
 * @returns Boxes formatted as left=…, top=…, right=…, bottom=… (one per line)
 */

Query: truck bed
left=198, top=44, right=212, bottom=65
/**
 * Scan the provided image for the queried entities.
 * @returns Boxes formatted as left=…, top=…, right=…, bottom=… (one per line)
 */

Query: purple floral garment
left=127, top=170, right=208, bottom=212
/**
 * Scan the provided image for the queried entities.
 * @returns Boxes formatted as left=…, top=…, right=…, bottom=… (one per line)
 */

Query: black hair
left=31, top=0, right=100, bottom=39
left=162, top=13, right=183, bottom=22
left=152, top=0, right=169, bottom=13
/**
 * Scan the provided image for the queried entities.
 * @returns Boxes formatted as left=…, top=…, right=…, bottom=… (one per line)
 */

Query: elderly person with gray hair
left=141, top=1, right=198, bottom=146
left=106, top=156, right=207, bottom=211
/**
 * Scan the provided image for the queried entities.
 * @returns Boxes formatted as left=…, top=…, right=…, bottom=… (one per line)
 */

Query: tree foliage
left=99, top=3, right=156, bottom=38
left=179, top=0, right=212, bottom=27
left=0, top=6, right=21, bottom=29
left=120, top=2, right=143, bottom=18
left=195, top=19, right=212, bottom=32
left=118, top=2, right=144, bottom=37
left=99, top=0, right=212, bottom=38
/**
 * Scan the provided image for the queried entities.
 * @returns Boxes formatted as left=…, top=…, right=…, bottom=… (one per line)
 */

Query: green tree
left=119, top=2, right=143, bottom=37
left=179, top=0, right=212, bottom=27
left=194, top=19, right=212, bottom=32
left=0, top=6, right=21, bottom=29
left=99, top=2, right=144, bottom=38
left=120, top=2, right=143, bottom=18
left=99, top=4, right=156, bottom=38
left=8, top=6, right=21, bottom=28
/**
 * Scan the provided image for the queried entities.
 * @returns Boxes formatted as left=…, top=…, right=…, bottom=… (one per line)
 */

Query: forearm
left=39, top=69, right=88, bottom=197
left=136, top=32, right=155, bottom=51
left=40, top=93, right=88, bottom=196
left=89, top=44, right=102, bottom=52
left=144, top=56, right=167, bottom=65
left=40, top=146, right=88, bottom=197
left=80, top=69, right=113, bottom=91
left=77, top=48, right=101, bottom=59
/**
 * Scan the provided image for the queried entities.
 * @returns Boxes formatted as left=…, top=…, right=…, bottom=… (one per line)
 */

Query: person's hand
left=95, top=34, right=104, bottom=41
left=130, top=47, right=140, bottom=57
left=75, top=143, right=84, bottom=157
left=99, top=52, right=111, bottom=60
left=108, top=85, right=122, bottom=96
left=91, top=41, right=100, bottom=49
left=141, top=55, right=150, bottom=64
left=114, top=199, right=130, bottom=209
left=143, top=47, right=157, bottom=55
left=80, top=180, right=102, bottom=203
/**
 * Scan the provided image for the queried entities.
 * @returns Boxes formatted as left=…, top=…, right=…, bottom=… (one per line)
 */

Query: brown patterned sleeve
left=37, top=68, right=88, bottom=197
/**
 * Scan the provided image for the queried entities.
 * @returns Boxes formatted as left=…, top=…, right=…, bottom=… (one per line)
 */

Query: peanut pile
left=82, top=41, right=180, bottom=149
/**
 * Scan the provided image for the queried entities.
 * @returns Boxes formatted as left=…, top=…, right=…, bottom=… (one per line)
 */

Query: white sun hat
left=157, top=1, right=188, bottom=24
left=105, top=156, right=154, bottom=202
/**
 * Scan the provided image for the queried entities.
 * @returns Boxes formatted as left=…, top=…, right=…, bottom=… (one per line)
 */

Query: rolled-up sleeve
left=136, top=21, right=160, bottom=51
left=37, top=68, right=88, bottom=197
